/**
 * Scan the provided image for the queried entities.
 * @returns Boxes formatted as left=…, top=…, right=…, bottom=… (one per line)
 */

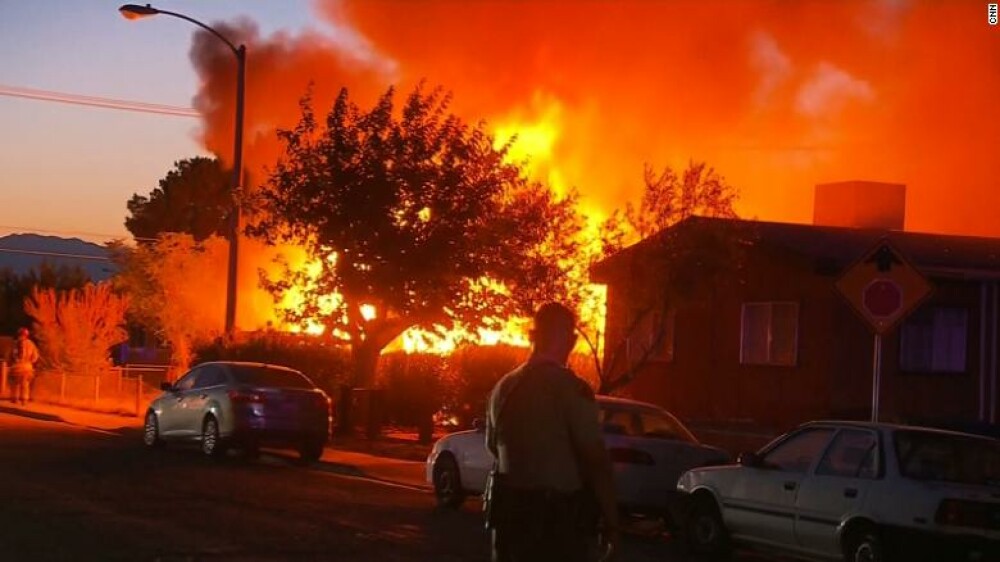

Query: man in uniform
left=8, top=327, right=40, bottom=405
left=486, top=302, right=619, bottom=561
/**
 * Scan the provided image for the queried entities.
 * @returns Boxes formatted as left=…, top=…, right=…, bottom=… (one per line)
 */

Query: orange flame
left=245, top=93, right=607, bottom=355
left=196, top=1, right=1000, bottom=353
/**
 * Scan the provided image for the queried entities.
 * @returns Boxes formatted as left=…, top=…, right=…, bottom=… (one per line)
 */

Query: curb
left=1, top=402, right=432, bottom=491
left=313, top=460, right=431, bottom=492
left=0, top=402, right=144, bottom=434
left=255, top=448, right=432, bottom=492
left=0, top=404, right=65, bottom=424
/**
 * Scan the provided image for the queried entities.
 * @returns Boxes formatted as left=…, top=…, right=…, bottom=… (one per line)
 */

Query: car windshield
left=640, top=409, right=699, bottom=443
left=895, top=430, right=1000, bottom=486
left=229, top=366, right=316, bottom=390
left=601, top=404, right=698, bottom=443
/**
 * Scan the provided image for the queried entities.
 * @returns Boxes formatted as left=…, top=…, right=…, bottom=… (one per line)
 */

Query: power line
left=0, top=84, right=200, bottom=118
left=0, top=248, right=112, bottom=262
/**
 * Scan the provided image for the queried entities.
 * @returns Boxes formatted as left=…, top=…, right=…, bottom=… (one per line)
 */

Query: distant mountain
left=0, top=234, right=115, bottom=281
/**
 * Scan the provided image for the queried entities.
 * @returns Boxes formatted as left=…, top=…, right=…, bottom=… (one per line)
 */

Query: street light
left=119, top=3, right=245, bottom=338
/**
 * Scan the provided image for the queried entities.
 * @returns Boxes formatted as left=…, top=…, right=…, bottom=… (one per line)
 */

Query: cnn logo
left=991, top=3, right=999, bottom=25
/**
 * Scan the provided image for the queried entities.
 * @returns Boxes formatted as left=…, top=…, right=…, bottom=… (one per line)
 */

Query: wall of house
left=692, top=245, right=838, bottom=429
left=878, top=279, right=987, bottom=424
left=617, top=244, right=838, bottom=431
left=607, top=246, right=996, bottom=449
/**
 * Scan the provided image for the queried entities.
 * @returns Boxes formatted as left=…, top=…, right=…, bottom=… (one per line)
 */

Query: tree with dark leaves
left=252, top=85, right=582, bottom=387
left=125, top=157, right=230, bottom=242
left=0, top=263, right=90, bottom=335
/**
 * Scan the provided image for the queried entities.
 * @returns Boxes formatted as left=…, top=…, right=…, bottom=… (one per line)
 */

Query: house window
left=741, top=302, right=799, bottom=366
left=626, top=307, right=676, bottom=363
left=900, top=307, right=968, bottom=373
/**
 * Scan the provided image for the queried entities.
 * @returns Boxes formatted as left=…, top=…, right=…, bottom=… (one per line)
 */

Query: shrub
left=112, top=234, right=227, bottom=372
left=193, top=331, right=352, bottom=396
left=440, top=344, right=529, bottom=429
left=25, top=283, right=129, bottom=376
left=436, top=346, right=600, bottom=428
left=377, top=352, right=446, bottom=429
left=0, top=263, right=89, bottom=335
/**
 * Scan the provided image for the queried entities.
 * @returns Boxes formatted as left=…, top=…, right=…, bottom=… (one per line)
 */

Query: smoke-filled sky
left=2, top=0, right=999, bottom=242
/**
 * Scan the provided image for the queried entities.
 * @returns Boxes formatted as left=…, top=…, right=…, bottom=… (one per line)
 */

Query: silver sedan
left=143, top=361, right=332, bottom=463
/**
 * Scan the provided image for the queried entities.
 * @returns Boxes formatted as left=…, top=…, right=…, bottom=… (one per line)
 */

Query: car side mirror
left=472, top=418, right=486, bottom=432
left=738, top=451, right=764, bottom=468
left=159, top=381, right=174, bottom=392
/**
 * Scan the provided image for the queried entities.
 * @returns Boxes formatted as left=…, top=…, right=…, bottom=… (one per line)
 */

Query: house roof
left=591, top=217, right=1000, bottom=282
left=801, top=420, right=1000, bottom=440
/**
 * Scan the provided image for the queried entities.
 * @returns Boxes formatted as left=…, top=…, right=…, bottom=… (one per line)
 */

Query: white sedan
left=677, top=421, right=1000, bottom=562
left=426, top=395, right=729, bottom=521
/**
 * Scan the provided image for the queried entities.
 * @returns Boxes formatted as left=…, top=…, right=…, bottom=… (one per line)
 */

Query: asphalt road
left=0, top=411, right=713, bottom=561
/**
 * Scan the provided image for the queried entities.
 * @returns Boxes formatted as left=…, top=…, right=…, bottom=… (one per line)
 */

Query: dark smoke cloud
left=190, top=1, right=1000, bottom=236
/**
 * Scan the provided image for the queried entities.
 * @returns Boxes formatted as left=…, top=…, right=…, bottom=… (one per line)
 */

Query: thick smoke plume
left=191, top=0, right=1000, bottom=238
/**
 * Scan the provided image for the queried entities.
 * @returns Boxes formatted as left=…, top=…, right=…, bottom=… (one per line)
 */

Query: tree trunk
left=167, top=337, right=191, bottom=382
left=418, top=413, right=434, bottom=445
left=351, top=341, right=381, bottom=387
left=335, top=341, right=382, bottom=437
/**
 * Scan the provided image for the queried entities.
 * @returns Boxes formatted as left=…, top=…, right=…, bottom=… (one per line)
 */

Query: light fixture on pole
left=119, top=3, right=244, bottom=337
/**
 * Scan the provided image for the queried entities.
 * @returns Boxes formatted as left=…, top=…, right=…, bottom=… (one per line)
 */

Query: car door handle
left=783, top=481, right=797, bottom=491
left=844, top=487, right=858, bottom=498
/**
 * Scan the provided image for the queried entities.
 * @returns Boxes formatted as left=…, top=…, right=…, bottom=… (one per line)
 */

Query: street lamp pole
left=119, top=4, right=244, bottom=337
left=226, top=45, right=245, bottom=338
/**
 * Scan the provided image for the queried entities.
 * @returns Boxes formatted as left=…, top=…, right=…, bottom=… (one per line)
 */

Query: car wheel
left=685, top=496, right=730, bottom=558
left=297, top=439, right=325, bottom=465
left=844, top=528, right=884, bottom=562
left=201, top=415, right=227, bottom=457
left=433, top=454, right=465, bottom=508
left=143, top=411, right=164, bottom=448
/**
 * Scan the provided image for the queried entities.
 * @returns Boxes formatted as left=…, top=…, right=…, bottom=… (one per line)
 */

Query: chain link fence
left=2, top=363, right=170, bottom=416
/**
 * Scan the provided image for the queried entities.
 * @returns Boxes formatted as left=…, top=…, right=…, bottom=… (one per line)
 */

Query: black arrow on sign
left=865, top=244, right=902, bottom=273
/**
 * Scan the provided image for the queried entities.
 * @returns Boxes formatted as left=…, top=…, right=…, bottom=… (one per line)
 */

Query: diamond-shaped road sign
left=836, top=240, right=933, bottom=335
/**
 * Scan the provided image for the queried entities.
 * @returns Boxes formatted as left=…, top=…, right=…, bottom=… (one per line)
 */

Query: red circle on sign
left=863, top=279, right=903, bottom=318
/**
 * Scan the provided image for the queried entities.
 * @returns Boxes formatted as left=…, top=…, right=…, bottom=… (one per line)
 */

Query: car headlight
left=677, top=472, right=693, bottom=492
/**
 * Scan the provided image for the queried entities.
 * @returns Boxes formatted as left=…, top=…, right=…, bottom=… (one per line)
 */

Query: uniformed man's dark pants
left=490, top=489, right=592, bottom=562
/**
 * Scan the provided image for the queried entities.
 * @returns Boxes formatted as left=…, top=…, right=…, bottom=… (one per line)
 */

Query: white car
left=677, top=421, right=1000, bottom=562
left=426, top=395, right=729, bottom=521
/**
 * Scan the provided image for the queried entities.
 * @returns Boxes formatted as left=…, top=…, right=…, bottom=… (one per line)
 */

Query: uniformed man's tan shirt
left=486, top=358, right=603, bottom=493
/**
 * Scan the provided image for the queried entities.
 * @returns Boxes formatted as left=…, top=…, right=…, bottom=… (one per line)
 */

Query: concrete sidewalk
left=0, top=399, right=430, bottom=489
left=0, top=399, right=142, bottom=432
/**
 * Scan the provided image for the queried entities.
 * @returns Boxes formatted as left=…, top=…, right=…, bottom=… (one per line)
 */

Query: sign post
left=836, top=240, right=932, bottom=422
left=871, top=333, right=882, bottom=422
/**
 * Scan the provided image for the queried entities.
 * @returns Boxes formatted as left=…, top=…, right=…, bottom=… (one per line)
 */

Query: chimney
left=813, top=181, right=906, bottom=230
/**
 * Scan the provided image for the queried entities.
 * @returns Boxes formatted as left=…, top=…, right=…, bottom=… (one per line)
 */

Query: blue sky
left=0, top=1, right=315, bottom=242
